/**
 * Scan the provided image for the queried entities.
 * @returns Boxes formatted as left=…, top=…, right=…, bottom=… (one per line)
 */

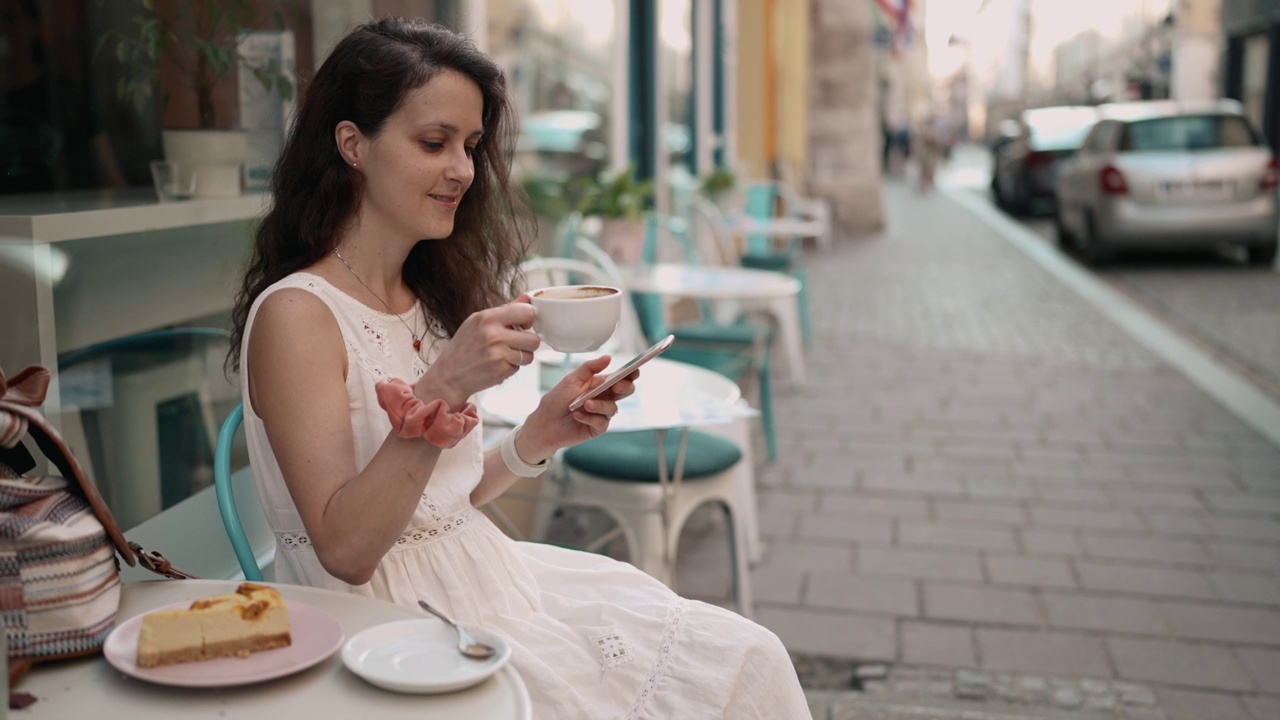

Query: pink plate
left=103, top=600, right=344, bottom=688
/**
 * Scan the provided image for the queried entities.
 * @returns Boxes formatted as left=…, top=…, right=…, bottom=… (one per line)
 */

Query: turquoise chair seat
left=739, top=252, right=791, bottom=272
left=564, top=430, right=742, bottom=482
left=671, top=321, right=763, bottom=345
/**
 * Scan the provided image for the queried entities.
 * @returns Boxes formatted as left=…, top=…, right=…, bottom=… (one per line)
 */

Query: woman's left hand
left=515, top=355, right=639, bottom=464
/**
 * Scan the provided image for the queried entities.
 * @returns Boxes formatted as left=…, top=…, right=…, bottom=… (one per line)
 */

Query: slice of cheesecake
left=136, top=583, right=292, bottom=668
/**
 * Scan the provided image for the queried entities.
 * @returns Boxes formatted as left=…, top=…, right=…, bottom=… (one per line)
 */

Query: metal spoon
left=417, top=600, right=496, bottom=660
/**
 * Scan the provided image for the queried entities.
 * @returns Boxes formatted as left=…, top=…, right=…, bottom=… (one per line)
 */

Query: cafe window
left=0, top=0, right=460, bottom=197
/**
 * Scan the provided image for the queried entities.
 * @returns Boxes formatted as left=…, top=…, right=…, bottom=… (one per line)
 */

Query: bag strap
left=0, top=365, right=194, bottom=579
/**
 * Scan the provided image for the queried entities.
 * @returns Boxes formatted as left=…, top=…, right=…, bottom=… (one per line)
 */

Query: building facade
left=1223, top=0, right=1280, bottom=152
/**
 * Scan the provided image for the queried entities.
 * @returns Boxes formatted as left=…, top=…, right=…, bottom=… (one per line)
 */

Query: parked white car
left=1054, top=99, right=1278, bottom=266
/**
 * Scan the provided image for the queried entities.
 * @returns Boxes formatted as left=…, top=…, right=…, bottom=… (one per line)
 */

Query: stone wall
left=807, top=0, right=885, bottom=237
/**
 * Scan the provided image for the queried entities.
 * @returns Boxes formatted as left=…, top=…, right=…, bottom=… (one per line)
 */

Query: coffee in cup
left=530, top=285, right=622, bottom=353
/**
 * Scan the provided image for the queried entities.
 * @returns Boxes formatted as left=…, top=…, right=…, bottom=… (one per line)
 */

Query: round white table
left=16, top=579, right=531, bottom=720
left=619, top=263, right=806, bottom=384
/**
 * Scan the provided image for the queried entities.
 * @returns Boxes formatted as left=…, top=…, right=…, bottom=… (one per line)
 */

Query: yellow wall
left=777, top=0, right=810, bottom=176
left=735, top=0, right=809, bottom=181
left=735, top=0, right=769, bottom=180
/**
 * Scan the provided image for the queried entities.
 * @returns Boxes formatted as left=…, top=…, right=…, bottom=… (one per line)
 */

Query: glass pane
left=1123, top=115, right=1262, bottom=152
left=490, top=0, right=617, bottom=250
left=660, top=0, right=694, bottom=204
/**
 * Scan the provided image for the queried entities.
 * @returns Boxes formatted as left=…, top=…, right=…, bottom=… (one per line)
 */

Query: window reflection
left=490, top=0, right=616, bottom=248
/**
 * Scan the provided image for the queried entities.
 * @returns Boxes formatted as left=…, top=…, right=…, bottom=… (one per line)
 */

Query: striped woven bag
left=0, top=365, right=193, bottom=689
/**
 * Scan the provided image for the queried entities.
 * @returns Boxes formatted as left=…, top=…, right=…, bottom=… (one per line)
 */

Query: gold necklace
left=331, top=247, right=424, bottom=352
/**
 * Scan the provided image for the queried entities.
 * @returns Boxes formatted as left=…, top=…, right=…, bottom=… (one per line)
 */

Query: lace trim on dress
left=591, top=627, right=636, bottom=670
left=624, top=598, right=688, bottom=719
left=275, top=507, right=473, bottom=553
left=391, top=507, right=474, bottom=549
left=346, top=339, right=393, bottom=383
left=277, top=532, right=313, bottom=552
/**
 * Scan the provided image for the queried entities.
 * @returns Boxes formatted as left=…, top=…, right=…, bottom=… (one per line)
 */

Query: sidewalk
left=674, top=178, right=1280, bottom=720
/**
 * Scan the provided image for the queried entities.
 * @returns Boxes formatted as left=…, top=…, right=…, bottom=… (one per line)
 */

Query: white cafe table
left=619, top=263, right=806, bottom=385
left=17, top=579, right=532, bottom=720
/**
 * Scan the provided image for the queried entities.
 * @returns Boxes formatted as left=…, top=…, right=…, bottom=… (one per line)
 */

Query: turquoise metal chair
left=630, top=217, right=778, bottom=461
left=213, top=402, right=263, bottom=581
left=740, top=182, right=813, bottom=347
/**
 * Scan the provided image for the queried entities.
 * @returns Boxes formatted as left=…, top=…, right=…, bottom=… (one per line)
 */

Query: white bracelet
left=500, top=425, right=549, bottom=477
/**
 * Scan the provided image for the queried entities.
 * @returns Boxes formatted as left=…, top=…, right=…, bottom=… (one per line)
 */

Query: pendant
left=413, top=338, right=422, bottom=352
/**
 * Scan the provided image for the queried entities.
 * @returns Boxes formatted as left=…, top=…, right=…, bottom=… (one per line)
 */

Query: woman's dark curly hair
left=228, top=18, right=530, bottom=372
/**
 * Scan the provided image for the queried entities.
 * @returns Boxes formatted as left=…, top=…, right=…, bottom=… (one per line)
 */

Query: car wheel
left=1247, top=242, right=1277, bottom=266
left=991, top=174, right=1008, bottom=210
left=1081, top=212, right=1113, bottom=267
left=1054, top=207, right=1075, bottom=250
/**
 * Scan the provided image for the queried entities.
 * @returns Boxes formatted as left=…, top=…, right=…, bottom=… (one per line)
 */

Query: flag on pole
left=876, top=0, right=913, bottom=55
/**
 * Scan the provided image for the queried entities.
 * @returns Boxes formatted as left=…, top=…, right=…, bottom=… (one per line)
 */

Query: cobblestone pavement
left=672, top=178, right=1280, bottom=720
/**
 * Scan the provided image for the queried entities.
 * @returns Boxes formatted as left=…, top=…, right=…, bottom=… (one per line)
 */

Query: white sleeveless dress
left=241, top=273, right=809, bottom=719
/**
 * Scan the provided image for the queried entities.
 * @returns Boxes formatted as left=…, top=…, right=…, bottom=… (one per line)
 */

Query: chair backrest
left=520, top=255, right=647, bottom=354
left=213, top=402, right=264, bottom=581
left=742, top=182, right=780, bottom=256
left=690, top=195, right=740, bottom=267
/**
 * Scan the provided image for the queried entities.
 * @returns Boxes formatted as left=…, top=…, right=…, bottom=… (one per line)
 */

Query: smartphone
left=568, top=335, right=675, bottom=412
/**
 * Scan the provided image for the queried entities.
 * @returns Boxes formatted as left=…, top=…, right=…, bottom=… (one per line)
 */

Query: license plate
left=1160, top=179, right=1233, bottom=201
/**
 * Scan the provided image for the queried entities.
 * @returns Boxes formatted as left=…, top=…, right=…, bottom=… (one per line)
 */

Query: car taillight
left=1261, top=156, right=1279, bottom=191
left=1100, top=165, right=1128, bottom=195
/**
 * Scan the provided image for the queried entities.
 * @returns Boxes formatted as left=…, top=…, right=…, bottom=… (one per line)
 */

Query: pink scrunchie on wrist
left=375, top=378, right=479, bottom=448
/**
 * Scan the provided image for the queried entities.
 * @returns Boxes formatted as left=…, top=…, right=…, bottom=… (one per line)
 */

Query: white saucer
left=342, top=618, right=512, bottom=694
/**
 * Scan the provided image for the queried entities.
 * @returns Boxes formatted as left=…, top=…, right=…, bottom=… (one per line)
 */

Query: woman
left=229, top=18, right=808, bottom=719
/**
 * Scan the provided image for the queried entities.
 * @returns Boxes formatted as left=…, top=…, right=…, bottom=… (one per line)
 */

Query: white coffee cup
left=530, top=285, right=622, bottom=353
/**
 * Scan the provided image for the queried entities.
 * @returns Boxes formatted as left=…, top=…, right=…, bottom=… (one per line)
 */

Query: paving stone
left=858, top=547, right=984, bottom=582
left=1108, top=638, right=1253, bottom=691
left=1074, top=561, right=1218, bottom=601
left=932, top=500, right=1028, bottom=525
left=899, top=522, right=1019, bottom=551
left=820, top=492, right=931, bottom=518
left=1203, top=492, right=1280, bottom=515
left=1111, top=490, right=1205, bottom=511
left=977, top=628, right=1112, bottom=677
left=901, top=621, right=977, bottom=667
left=1208, top=571, right=1280, bottom=605
left=1159, top=602, right=1280, bottom=644
left=1081, top=534, right=1211, bottom=565
left=1142, top=513, right=1206, bottom=536
left=764, top=540, right=855, bottom=572
left=863, top=473, right=967, bottom=497
left=798, top=514, right=895, bottom=544
left=806, top=573, right=917, bottom=615
left=986, top=555, right=1077, bottom=589
left=965, top=479, right=1039, bottom=501
left=758, top=488, right=820, bottom=513
left=1200, top=516, right=1280, bottom=541
left=750, top=556, right=807, bottom=605
left=1041, top=593, right=1169, bottom=635
left=1207, top=541, right=1280, bottom=571
left=754, top=606, right=896, bottom=660
left=1155, top=688, right=1252, bottom=720
left=1244, top=695, right=1280, bottom=720
left=1020, top=528, right=1084, bottom=557
left=1029, top=507, right=1147, bottom=532
left=793, top=460, right=861, bottom=489
left=1235, top=647, right=1280, bottom=694
left=923, top=584, right=1041, bottom=625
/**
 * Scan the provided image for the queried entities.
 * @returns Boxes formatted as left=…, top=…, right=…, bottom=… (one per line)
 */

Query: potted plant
left=700, top=165, right=737, bottom=207
left=519, top=172, right=572, bottom=257
left=101, top=0, right=295, bottom=197
left=568, top=165, right=653, bottom=263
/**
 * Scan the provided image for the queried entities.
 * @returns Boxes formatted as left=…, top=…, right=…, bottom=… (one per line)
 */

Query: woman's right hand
left=415, top=298, right=539, bottom=409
